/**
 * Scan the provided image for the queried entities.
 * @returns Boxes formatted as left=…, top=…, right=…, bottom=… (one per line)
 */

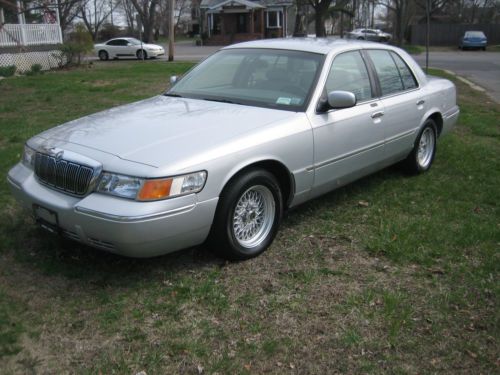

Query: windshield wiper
left=164, top=93, right=183, bottom=97
left=203, top=97, right=238, bottom=104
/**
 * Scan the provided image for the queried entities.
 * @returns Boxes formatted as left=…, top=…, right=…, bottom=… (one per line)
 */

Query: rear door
left=365, top=49, right=425, bottom=161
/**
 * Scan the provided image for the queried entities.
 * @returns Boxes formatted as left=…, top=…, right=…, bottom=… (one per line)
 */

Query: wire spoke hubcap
left=417, top=127, right=435, bottom=169
left=232, top=185, right=275, bottom=249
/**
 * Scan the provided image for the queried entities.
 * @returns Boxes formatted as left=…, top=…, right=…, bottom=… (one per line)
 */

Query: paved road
left=413, top=51, right=500, bottom=102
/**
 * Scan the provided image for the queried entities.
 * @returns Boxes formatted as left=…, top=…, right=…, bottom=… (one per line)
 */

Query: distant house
left=0, top=3, right=63, bottom=72
left=199, top=0, right=293, bottom=45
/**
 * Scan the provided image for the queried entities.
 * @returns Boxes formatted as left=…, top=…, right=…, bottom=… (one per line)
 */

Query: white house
left=0, top=1, right=63, bottom=72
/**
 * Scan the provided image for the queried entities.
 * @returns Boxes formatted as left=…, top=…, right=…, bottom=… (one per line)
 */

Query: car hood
left=37, top=96, right=297, bottom=169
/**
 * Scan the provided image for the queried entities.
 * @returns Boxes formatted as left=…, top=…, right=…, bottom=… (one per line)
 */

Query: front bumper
left=148, top=49, right=165, bottom=57
left=7, top=163, right=218, bottom=257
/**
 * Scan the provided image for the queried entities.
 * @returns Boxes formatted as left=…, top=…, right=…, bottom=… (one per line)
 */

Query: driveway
left=413, top=51, right=500, bottom=102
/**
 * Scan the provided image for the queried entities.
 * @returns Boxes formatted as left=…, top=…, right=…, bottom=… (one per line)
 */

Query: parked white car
left=347, top=28, right=392, bottom=42
left=9, top=39, right=459, bottom=260
left=94, top=37, right=165, bottom=60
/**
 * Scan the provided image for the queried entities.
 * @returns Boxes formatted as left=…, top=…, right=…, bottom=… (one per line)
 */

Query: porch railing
left=0, top=24, right=62, bottom=47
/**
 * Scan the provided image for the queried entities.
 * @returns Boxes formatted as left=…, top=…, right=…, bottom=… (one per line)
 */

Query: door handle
left=416, top=99, right=425, bottom=106
left=371, top=111, right=384, bottom=119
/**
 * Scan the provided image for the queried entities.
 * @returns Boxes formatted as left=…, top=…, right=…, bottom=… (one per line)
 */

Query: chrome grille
left=34, top=152, right=95, bottom=195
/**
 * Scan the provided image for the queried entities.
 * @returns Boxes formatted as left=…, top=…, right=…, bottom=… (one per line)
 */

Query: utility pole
left=425, top=0, right=430, bottom=73
left=168, top=0, right=175, bottom=61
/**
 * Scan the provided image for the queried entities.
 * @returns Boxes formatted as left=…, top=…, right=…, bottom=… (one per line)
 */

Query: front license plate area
left=33, top=204, right=60, bottom=234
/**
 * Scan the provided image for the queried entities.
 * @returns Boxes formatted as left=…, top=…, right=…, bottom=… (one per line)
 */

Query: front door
left=308, top=50, right=385, bottom=197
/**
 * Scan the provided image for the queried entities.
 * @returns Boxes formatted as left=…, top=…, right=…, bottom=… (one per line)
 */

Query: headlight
left=22, top=144, right=36, bottom=169
left=96, top=171, right=207, bottom=201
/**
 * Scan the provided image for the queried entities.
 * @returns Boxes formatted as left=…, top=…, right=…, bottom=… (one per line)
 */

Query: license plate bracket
left=33, top=204, right=60, bottom=234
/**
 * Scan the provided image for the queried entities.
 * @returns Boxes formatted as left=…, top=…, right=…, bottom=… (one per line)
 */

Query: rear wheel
left=208, top=169, right=283, bottom=260
left=403, top=119, right=437, bottom=174
left=98, top=50, right=109, bottom=61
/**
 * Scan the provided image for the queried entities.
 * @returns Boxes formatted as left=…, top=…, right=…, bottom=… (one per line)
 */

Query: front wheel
left=208, top=169, right=283, bottom=260
left=403, top=119, right=437, bottom=174
left=136, top=49, right=147, bottom=60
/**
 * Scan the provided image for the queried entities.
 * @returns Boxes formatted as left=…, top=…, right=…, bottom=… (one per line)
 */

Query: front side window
left=367, top=50, right=404, bottom=96
left=325, top=51, right=373, bottom=102
left=107, top=39, right=121, bottom=46
left=168, top=48, right=324, bottom=111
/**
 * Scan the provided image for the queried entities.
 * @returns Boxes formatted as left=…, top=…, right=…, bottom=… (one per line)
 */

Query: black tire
left=403, top=119, right=437, bottom=174
left=357, top=36, right=365, bottom=40
left=136, top=49, right=147, bottom=60
left=98, top=50, right=109, bottom=61
left=208, top=169, right=283, bottom=260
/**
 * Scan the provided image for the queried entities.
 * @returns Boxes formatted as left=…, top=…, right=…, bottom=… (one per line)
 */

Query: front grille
left=34, top=152, right=95, bottom=195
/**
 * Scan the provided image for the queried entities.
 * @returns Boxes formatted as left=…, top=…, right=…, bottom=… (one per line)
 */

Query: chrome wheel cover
left=232, top=185, right=275, bottom=249
left=417, top=127, right=435, bottom=169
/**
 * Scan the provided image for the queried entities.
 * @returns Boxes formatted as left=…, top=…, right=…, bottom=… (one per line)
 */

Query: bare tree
left=57, top=0, right=85, bottom=37
left=308, top=0, right=334, bottom=37
left=79, top=0, right=119, bottom=40
left=119, top=0, right=136, bottom=32
left=128, top=0, right=159, bottom=42
left=377, top=0, right=416, bottom=45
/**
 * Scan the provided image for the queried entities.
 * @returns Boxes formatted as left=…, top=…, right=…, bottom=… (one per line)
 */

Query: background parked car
left=94, top=37, right=165, bottom=60
left=459, top=31, right=487, bottom=50
left=346, top=28, right=392, bottom=42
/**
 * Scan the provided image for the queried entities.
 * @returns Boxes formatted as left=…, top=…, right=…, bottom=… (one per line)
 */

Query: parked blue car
left=459, top=31, right=487, bottom=50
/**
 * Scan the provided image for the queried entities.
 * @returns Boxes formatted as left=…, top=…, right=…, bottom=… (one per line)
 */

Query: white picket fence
left=0, top=24, right=62, bottom=47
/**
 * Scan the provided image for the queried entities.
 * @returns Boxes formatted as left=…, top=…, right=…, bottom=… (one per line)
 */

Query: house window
left=266, top=10, right=282, bottom=28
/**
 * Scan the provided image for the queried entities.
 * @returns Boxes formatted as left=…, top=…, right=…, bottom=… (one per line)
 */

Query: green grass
left=0, top=61, right=498, bottom=374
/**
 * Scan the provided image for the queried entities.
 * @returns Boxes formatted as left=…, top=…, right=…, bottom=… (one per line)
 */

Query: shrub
left=25, top=64, right=43, bottom=76
left=0, top=65, right=16, bottom=77
left=56, top=23, right=93, bottom=67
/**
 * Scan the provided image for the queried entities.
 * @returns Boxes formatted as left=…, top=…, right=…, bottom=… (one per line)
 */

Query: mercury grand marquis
left=8, top=38, right=460, bottom=260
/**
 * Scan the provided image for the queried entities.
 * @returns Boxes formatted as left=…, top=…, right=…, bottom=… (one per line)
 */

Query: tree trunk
left=315, top=10, right=325, bottom=37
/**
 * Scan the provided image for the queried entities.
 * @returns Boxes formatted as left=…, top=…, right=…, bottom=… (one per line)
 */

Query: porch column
left=250, top=10, right=254, bottom=34
left=16, top=0, right=26, bottom=45
left=221, top=13, right=225, bottom=42
left=260, top=9, right=264, bottom=38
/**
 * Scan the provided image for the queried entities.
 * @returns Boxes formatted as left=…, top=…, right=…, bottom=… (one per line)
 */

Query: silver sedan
left=8, top=39, right=459, bottom=259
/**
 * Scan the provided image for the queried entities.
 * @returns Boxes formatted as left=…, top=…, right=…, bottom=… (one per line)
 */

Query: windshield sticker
left=290, top=97, right=302, bottom=105
left=276, top=97, right=292, bottom=105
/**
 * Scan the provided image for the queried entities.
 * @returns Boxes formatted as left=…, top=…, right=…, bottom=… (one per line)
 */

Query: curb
left=440, top=69, right=486, bottom=92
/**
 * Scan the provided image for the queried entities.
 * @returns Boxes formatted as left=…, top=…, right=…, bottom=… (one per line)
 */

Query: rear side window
left=367, top=50, right=404, bottom=96
left=390, top=52, right=418, bottom=90
left=325, top=51, right=373, bottom=102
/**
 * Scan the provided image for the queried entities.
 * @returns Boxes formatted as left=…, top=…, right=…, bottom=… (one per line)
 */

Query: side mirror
left=170, top=75, right=178, bottom=85
left=328, top=90, right=356, bottom=109
left=317, top=90, right=357, bottom=112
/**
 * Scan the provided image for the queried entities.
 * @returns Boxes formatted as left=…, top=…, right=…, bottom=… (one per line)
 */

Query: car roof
left=223, top=37, right=394, bottom=55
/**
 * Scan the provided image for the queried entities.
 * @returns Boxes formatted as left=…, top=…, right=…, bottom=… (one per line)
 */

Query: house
left=0, top=1, right=63, bottom=72
left=199, top=0, right=293, bottom=45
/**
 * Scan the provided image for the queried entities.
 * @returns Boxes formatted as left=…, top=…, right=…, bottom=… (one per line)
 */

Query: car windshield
left=166, top=48, right=325, bottom=111
left=465, top=31, right=485, bottom=38
left=128, top=38, right=143, bottom=45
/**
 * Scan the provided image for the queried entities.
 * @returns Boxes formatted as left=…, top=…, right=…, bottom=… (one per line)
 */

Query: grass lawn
left=0, top=62, right=498, bottom=374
